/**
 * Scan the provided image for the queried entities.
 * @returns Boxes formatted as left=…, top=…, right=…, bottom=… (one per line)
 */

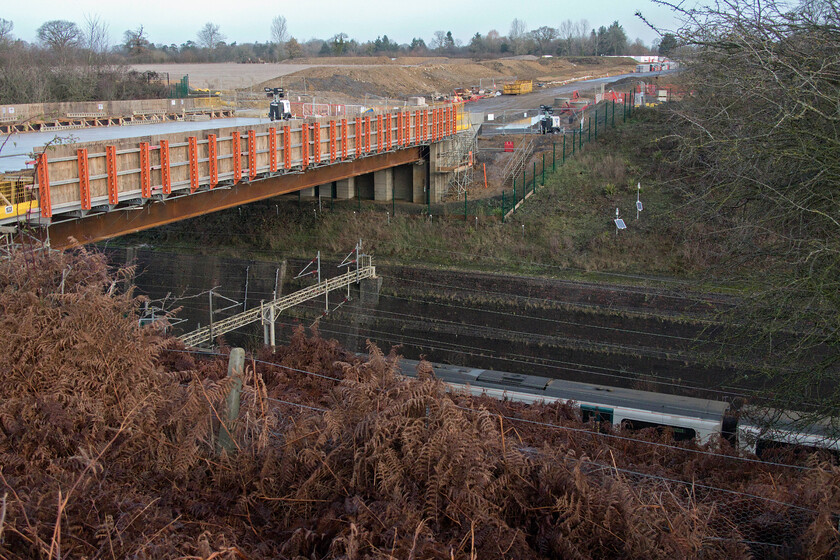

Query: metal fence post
left=533, top=161, right=536, bottom=193
left=513, top=178, right=516, bottom=212
left=588, top=113, right=591, bottom=142
left=612, top=100, right=616, bottom=127
left=572, top=130, right=576, bottom=156
left=562, top=135, right=566, bottom=164
left=464, top=190, right=467, bottom=219
left=542, top=154, right=545, bottom=186
left=594, top=107, right=598, bottom=139
left=218, top=347, right=245, bottom=455
left=552, top=142, right=556, bottom=171
left=502, top=190, right=506, bottom=222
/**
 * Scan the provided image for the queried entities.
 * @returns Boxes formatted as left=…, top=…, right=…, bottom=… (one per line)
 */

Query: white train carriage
left=399, top=359, right=731, bottom=444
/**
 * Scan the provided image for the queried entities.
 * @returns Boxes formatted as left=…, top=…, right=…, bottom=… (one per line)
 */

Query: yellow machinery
left=503, top=80, right=534, bottom=95
left=0, top=176, right=38, bottom=221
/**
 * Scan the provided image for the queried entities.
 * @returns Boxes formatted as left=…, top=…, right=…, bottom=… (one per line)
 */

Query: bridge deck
left=3, top=104, right=467, bottom=240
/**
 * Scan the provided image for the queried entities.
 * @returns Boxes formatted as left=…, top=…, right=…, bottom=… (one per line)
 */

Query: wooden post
left=218, top=347, right=245, bottom=455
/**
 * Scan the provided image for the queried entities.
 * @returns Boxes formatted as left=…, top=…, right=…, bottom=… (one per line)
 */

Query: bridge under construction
left=1, top=102, right=470, bottom=249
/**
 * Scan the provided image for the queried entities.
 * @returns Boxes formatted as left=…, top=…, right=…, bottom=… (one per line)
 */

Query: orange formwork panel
left=139, top=142, right=151, bottom=198
left=364, top=116, right=371, bottom=153
left=377, top=114, right=383, bottom=152
left=248, top=130, right=257, bottom=180
left=313, top=122, right=321, bottom=164
left=355, top=117, right=362, bottom=156
left=188, top=136, right=199, bottom=193
left=283, top=126, right=291, bottom=169
left=208, top=134, right=218, bottom=188
left=269, top=127, right=277, bottom=172
left=77, top=148, right=91, bottom=210
left=397, top=112, right=402, bottom=146
left=36, top=153, right=51, bottom=218
left=386, top=113, right=392, bottom=150
left=232, top=131, right=242, bottom=184
left=329, top=120, right=336, bottom=163
left=35, top=153, right=51, bottom=218
left=159, top=140, right=172, bottom=195
left=300, top=124, right=309, bottom=169
left=341, top=119, right=348, bottom=159
left=405, top=112, right=410, bottom=145
left=106, top=145, right=118, bottom=204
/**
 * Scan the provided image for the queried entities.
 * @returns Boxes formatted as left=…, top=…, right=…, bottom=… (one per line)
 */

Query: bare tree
left=270, top=15, right=288, bottom=60
left=0, top=19, right=13, bottom=45
left=531, top=25, right=558, bottom=54
left=37, top=20, right=81, bottom=51
left=430, top=30, right=448, bottom=52
left=123, top=25, right=149, bottom=57
left=197, top=22, right=225, bottom=50
left=82, top=14, right=110, bottom=62
left=508, top=18, right=528, bottom=54
left=654, top=0, right=840, bottom=426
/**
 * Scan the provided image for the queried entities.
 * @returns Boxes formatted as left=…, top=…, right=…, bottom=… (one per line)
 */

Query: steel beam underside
left=48, top=147, right=423, bottom=249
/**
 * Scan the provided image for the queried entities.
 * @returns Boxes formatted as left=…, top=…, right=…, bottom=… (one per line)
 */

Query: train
left=397, top=359, right=840, bottom=460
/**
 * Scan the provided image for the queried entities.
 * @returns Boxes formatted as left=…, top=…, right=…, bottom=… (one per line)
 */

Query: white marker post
left=636, top=182, right=643, bottom=220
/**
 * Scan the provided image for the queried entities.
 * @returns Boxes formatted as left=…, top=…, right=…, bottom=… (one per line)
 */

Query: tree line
left=0, top=16, right=169, bottom=104
left=0, top=15, right=664, bottom=67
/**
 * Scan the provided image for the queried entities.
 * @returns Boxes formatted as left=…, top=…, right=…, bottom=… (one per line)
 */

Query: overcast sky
left=4, top=0, right=681, bottom=48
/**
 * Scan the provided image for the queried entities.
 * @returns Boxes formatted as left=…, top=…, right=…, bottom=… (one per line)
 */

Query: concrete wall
left=0, top=98, right=219, bottom=121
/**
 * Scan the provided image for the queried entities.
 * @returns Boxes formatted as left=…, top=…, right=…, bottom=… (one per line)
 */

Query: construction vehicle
left=538, top=105, right=562, bottom=134
left=265, top=87, right=292, bottom=121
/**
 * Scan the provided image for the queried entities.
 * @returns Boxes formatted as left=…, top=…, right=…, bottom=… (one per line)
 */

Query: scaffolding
left=501, top=138, right=535, bottom=187
left=438, top=128, right=479, bottom=197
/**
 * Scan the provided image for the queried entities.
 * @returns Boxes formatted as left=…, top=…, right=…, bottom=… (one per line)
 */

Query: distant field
left=129, top=62, right=312, bottom=90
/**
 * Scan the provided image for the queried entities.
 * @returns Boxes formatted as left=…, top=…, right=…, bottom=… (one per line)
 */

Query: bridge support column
left=428, top=139, right=452, bottom=203
left=360, top=276, right=382, bottom=305
left=412, top=163, right=427, bottom=204
left=393, top=164, right=412, bottom=201
left=336, top=177, right=355, bottom=199
left=300, top=187, right=316, bottom=199
left=374, top=168, right=393, bottom=201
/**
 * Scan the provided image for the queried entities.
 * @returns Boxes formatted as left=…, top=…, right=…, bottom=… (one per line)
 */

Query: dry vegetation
left=1, top=248, right=838, bottom=558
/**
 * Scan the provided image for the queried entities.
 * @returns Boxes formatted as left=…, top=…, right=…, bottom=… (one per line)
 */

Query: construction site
left=0, top=55, right=662, bottom=247
left=4, top=44, right=840, bottom=560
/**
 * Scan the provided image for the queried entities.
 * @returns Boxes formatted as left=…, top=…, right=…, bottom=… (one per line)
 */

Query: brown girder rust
left=48, top=147, right=423, bottom=249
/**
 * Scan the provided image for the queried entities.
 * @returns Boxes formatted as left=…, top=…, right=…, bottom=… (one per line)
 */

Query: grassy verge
left=116, top=108, right=732, bottom=289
